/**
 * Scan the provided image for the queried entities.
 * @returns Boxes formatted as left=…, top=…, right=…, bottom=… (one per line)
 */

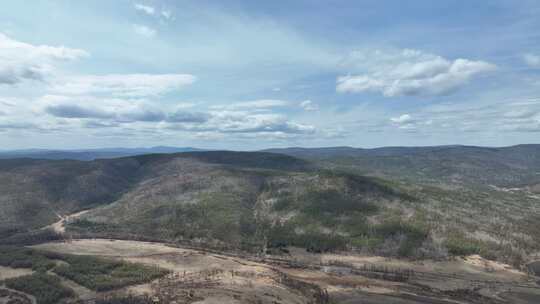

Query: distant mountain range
left=3, top=144, right=540, bottom=162
left=264, top=144, right=540, bottom=188
left=2, top=144, right=540, bottom=188
left=0, top=146, right=205, bottom=161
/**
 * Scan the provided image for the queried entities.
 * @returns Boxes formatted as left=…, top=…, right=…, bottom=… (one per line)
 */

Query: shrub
left=1, top=246, right=169, bottom=295
left=346, top=218, right=430, bottom=257
left=443, top=231, right=499, bottom=260
left=444, top=234, right=483, bottom=256
left=0, top=229, right=62, bottom=246
left=0, top=246, right=56, bottom=272
left=375, top=220, right=429, bottom=257
left=301, top=189, right=378, bottom=216
left=95, top=295, right=153, bottom=304
left=4, top=273, right=74, bottom=304
left=267, top=223, right=347, bottom=253
left=53, top=255, right=168, bottom=291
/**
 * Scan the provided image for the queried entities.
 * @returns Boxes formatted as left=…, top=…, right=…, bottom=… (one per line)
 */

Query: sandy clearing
left=30, top=239, right=311, bottom=304
left=32, top=239, right=186, bottom=257
left=33, top=239, right=273, bottom=275
left=463, top=254, right=524, bottom=276
left=279, top=266, right=400, bottom=294
left=280, top=247, right=527, bottom=283
left=33, top=239, right=527, bottom=284
left=0, top=266, right=33, bottom=280
left=29, top=239, right=540, bottom=304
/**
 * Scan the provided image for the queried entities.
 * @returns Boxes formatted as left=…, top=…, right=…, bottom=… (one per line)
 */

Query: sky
left=1, top=0, right=540, bottom=150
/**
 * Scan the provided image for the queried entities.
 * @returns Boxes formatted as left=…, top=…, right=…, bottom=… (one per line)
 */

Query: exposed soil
left=33, top=239, right=308, bottom=304
left=43, top=210, right=90, bottom=234
left=0, top=266, right=33, bottom=281
left=31, top=239, right=540, bottom=304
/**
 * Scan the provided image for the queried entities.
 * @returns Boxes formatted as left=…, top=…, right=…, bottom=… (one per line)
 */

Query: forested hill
left=1, top=149, right=539, bottom=266
left=265, top=144, right=540, bottom=188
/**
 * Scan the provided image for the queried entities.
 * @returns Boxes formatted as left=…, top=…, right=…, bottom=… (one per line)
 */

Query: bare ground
left=0, top=266, right=33, bottom=280
left=31, top=239, right=540, bottom=304
left=33, top=239, right=309, bottom=304
left=42, top=210, right=90, bottom=234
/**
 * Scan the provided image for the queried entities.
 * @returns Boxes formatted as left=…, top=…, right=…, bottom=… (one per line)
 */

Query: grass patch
left=0, top=246, right=56, bottom=272
left=4, top=273, right=74, bottom=304
left=53, top=255, right=169, bottom=291
left=444, top=233, right=491, bottom=257
left=0, top=246, right=169, bottom=292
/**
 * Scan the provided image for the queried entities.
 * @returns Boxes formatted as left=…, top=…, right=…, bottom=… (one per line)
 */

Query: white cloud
left=211, top=99, right=290, bottom=110
left=197, top=111, right=315, bottom=135
left=523, top=53, right=540, bottom=68
left=134, top=3, right=172, bottom=21
left=0, top=32, right=88, bottom=85
left=161, top=10, right=172, bottom=19
left=39, top=95, right=166, bottom=123
left=390, top=114, right=413, bottom=124
left=37, top=94, right=314, bottom=136
left=50, top=73, right=196, bottom=97
left=300, top=100, right=318, bottom=111
left=337, top=49, right=496, bottom=97
left=133, top=24, right=156, bottom=37
left=134, top=3, right=155, bottom=15
left=389, top=113, right=433, bottom=131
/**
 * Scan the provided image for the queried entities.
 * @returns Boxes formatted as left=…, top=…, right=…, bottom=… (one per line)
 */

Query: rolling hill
left=265, top=144, right=540, bottom=189
left=0, top=148, right=539, bottom=267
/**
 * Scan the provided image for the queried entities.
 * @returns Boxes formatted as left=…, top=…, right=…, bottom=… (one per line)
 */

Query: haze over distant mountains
left=0, top=146, right=205, bottom=161
left=2, top=144, right=540, bottom=185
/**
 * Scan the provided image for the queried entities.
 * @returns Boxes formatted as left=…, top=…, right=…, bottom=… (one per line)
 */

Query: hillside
left=1, top=151, right=408, bottom=253
left=1, top=149, right=540, bottom=267
left=0, top=152, right=308, bottom=232
left=265, top=145, right=540, bottom=189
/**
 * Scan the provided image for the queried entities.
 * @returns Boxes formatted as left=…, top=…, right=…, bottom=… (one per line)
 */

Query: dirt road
left=42, top=210, right=89, bottom=234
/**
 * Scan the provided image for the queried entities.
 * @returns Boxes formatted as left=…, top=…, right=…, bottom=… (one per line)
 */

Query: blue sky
left=1, top=0, right=540, bottom=149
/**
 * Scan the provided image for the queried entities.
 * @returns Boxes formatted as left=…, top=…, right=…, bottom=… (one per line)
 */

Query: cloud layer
left=50, top=74, right=196, bottom=97
left=0, top=33, right=88, bottom=85
left=337, top=49, right=496, bottom=97
left=38, top=94, right=315, bottom=138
